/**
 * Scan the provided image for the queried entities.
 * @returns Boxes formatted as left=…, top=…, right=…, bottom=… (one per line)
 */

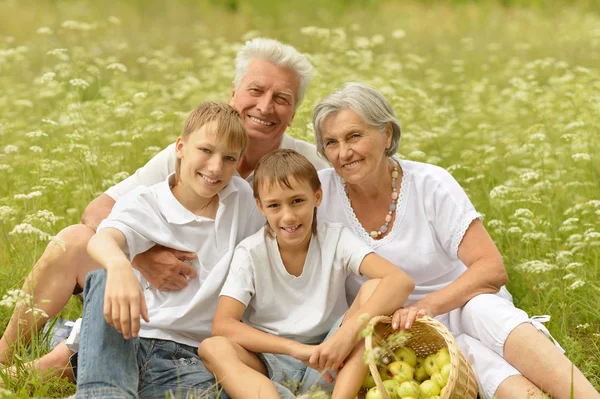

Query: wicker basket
left=363, top=315, right=478, bottom=399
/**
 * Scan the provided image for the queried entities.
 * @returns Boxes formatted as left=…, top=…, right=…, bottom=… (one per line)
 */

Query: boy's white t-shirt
left=317, top=158, right=483, bottom=306
left=220, top=221, right=373, bottom=345
left=105, top=135, right=330, bottom=201
left=96, top=173, right=264, bottom=347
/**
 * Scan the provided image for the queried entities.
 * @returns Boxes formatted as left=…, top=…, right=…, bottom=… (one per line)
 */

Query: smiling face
left=322, top=107, right=392, bottom=186
left=174, top=120, right=242, bottom=205
left=256, top=176, right=322, bottom=252
left=230, top=58, right=299, bottom=145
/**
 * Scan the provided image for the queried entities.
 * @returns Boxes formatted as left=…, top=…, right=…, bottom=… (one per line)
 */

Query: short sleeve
left=335, top=227, right=374, bottom=277
left=97, top=193, right=159, bottom=260
left=219, top=246, right=255, bottom=307
left=429, top=167, right=482, bottom=258
left=105, top=143, right=176, bottom=201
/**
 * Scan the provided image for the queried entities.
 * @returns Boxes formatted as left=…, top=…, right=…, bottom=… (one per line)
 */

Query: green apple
left=362, top=373, right=377, bottom=389
left=387, top=361, right=414, bottom=383
left=393, top=346, right=417, bottom=367
left=423, top=354, right=440, bottom=377
left=440, top=363, right=451, bottom=386
left=430, top=371, right=445, bottom=388
left=366, top=386, right=385, bottom=399
left=414, top=362, right=428, bottom=382
left=396, top=380, right=420, bottom=398
left=420, top=379, right=441, bottom=398
left=435, top=347, right=451, bottom=369
left=383, top=379, right=400, bottom=399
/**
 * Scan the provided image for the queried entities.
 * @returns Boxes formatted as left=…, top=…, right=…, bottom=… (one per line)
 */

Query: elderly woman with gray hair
left=312, top=83, right=599, bottom=399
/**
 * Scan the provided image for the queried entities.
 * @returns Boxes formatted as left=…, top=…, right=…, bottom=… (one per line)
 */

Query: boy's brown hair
left=176, top=102, right=247, bottom=178
left=252, top=149, right=322, bottom=237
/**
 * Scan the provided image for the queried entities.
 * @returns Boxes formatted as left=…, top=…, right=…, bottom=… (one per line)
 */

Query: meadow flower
left=14, top=191, right=43, bottom=200
left=106, top=62, right=128, bottom=73
left=515, top=260, right=557, bottom=274
left=513, top=208, right=534, bottom=219
left=108, top=16, right=121, bottom=25
left=392, top=29, right=406, bottom=39
left=0, top=164, right=12, bottom=171
left=571, top=153, right=591, bottom=162
left=10, top=223, right=52, bottom=241
left=0, top=206, right=16, bottom=223
left=24, top=210, right=62, bottom=228
left=489, top=185, right=511, bottom=200
left=69, top=78, right=90, bottom=88
left=26, top=130, right=48, bottom=138
left=29, top=146, right=43, bottom=153
left=568, top=280, right=585, bottom=290
left=4, top=144, right=19, bottom=154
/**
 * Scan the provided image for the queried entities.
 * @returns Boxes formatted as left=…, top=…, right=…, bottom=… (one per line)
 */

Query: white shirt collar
left=156, top=173, right=238, bottom=225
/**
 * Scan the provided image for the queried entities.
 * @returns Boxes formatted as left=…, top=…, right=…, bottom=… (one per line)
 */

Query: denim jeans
left=76, top=269, right=227, bottom=399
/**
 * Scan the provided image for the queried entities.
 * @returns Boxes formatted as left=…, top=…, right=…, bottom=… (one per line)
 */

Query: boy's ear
left=175, top=137, right=184, bottom=159
left=314, top=187, right=323, bottom=207
left=255, top=197, right=266, bottom=216
left=229, top=82, right=236, bottom=106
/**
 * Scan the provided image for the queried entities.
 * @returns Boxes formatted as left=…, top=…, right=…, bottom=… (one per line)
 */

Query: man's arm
left=81, top=194, right=116, bottom=231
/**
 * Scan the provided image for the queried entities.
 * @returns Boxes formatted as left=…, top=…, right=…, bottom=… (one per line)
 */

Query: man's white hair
left=234, top=38, right=314, bottom=111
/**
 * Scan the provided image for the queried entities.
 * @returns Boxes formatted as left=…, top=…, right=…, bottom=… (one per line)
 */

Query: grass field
left=0, top=0, right=599, bottom=397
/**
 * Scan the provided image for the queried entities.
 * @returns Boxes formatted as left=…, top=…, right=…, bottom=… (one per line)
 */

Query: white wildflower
left=4, top=144, right=19, bottom=154
left=515, top=260, right=557, bottom=274
left=24, top=210, right=62, bottom=228
left=0, top=206, right=16, bottom=223
left=10, top=223, right=52, bottom=240
left=563, top=273, right=577, bottom=280
left=14, top=191, right=43, bottom=200
left=29, top=146, right=43, bottom=153
left=568, top=280, right=585, bottom=290
left=392, top=29, right=406, bottom=39
left=513, top=208, right=534, bottom=219
left=506, top=226, right=523, bottom=236
left=519, top=171, right=539, bottom=183
left=572, top=153, right=591, bottom=162
left=489, top=185, right=511, bottom=199
left=26, top=130, right=48, bottom=138
left=106, top=63, right=128, bottom=73
left=69, top=78, right=90, bottom=88
left=0, top=164, right=12, bottom=171
left=108, top=16, right=121, bottom=25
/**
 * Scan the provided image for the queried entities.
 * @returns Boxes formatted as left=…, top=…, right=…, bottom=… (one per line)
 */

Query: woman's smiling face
left=321, top=108, right=392, bottom=186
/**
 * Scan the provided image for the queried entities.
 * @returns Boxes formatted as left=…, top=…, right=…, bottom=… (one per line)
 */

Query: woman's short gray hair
left=234, top=38, right=314, bottom=111
left=312, top=82, right=402, bottom=157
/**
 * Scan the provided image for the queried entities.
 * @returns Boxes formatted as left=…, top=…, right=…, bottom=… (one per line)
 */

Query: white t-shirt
left=220, top=221, right=373, bottom=345
left=97, top=173, right=265, bottom=347
left=317, top=159, right=482, bottom=306
left=105, top=134, right=330, bottom=201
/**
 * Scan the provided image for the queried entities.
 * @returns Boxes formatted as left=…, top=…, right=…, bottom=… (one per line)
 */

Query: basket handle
left=364, top=315, right=393, bottom=399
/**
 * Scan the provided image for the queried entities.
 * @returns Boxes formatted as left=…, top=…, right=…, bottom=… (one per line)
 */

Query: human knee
left=198, top=336, right=235, bottom=365
left=58, top=224, right=96, bottom=251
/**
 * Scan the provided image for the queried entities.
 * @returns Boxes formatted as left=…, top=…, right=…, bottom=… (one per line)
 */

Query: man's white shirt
left=97, top=173, right=264, bottom=347
left=105, top=134, right=329, bottom=201
left=220, top=221, right=373, bottom=344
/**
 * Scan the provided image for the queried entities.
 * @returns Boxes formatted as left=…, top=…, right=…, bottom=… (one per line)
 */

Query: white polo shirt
left=97, top=173, right=265, bottom=347
left=105, top=134, right=330, bottom=201
left=220, top=221, right=373, bottom=345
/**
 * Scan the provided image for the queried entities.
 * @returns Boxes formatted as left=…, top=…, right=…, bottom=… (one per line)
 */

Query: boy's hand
left=309, top=324, right=356, bottom=374
left=104, top=267, right=149, bottom=339
left=289, top=342, right=334, bottom=383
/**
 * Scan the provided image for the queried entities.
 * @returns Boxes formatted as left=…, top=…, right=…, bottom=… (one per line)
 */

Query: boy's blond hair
left=252, top=149, right=321, bottom=237
left=176, top=102, right=247, bottom=178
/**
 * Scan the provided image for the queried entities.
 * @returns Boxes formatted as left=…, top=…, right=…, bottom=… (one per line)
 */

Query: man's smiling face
left=230, top=58, right=299, bottom=145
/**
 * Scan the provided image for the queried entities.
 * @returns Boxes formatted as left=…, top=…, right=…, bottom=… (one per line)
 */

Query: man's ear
left=288, top=111, right=296, bottom=127
left=229, top=82, right=236, bottom=106
left=175, top=136, right=184, bottom=159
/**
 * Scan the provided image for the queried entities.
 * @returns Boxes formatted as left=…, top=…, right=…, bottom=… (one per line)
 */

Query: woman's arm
left=309, top=253, right=414, bottom=372
left=87, top=228, right=149, bottom=339
left=393, top=219, right=508, bottom=330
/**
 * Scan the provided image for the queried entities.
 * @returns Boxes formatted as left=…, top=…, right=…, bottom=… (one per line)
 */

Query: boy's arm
left=87, top=227, right=149, bottom=339
left=310, top=253, right=414, bottom=372
left=213, top=296, right=309, bottom=357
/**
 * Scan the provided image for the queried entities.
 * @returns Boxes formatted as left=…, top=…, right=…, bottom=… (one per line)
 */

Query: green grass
left=0, top=0, right=599, bottom=396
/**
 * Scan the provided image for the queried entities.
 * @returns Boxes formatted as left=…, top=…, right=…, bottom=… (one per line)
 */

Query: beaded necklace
left=343, top=159, right=400, bottom=239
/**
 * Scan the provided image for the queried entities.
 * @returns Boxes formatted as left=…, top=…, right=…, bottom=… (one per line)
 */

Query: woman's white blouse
left=317, top=158, right=482, bottom=305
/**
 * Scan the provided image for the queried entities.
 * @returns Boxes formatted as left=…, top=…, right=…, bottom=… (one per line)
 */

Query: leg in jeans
left=0, top=224, right=100, bottom=364
left=76, top=269, right=139, bottom=399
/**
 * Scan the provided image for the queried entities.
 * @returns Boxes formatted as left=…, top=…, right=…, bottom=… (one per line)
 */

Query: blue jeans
left=76, top=269, right=227, bottom=399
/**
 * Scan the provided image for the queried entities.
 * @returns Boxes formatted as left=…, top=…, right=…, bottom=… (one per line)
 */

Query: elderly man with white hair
left=0, top=38, right=328, bottom=388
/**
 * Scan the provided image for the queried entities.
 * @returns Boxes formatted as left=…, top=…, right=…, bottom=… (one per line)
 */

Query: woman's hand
left=104, top=266, right=149, bottom=339
left=391, top=302, right=435, bottom=331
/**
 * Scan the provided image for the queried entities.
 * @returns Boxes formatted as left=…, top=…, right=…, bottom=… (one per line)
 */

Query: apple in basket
left=423, top=354, right=440, bottom=376
left=366, top=379, right=400, bottom=399
left=435, top=347, right=451, bottom=369
left=419, top=379, right=441, bottom=398
left=396, top=380, right=420, bottom=398
left=440, top=363, right=451, bottom=386
left=393, top=346, right=417, bottom=367
left=362, top=372, right=377, bottom=389
left=430, top=371, right=446, bottom=388
left=414, top=359, right=428, bottom=382
left=387, top=361, right=414, bottom=383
